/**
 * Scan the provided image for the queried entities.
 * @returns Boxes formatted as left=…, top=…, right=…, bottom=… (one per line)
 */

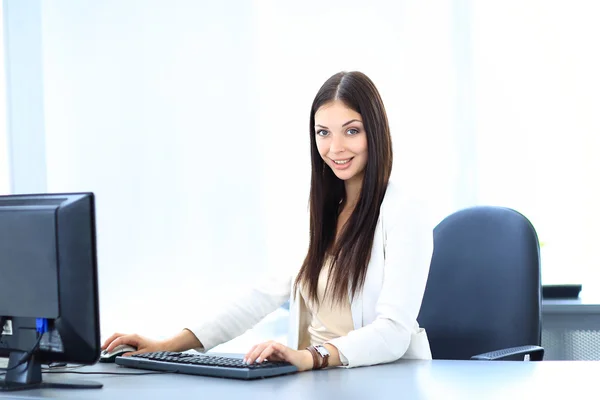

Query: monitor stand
left=0, top=350, right=103, bottom=392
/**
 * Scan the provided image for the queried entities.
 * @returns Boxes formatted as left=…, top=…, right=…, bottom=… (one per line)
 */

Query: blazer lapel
left=350, top=288, right=363, bottom=330
left=350, top=216, right=382, bottom=330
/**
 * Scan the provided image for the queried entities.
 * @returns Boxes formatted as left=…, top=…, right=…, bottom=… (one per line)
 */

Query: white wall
left=39, top=0, right=270, bottom=340
left=2, top=0, right=47, bottom=194
left=29, top=0, right=465, bottom=346
left=4, top=0, right=599, bottom=352
left=0, top=0, right=9, bottom=195
left=472, top=1, right=600, bottom=290
left=27, top=0, right=600, bottom=350
left=253, top=0, right=471, bottom=249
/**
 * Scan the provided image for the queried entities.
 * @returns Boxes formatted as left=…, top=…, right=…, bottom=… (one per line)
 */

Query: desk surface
left=543, top=295, right=600, bottom=313
left=2, top=358, right=598, bottom=399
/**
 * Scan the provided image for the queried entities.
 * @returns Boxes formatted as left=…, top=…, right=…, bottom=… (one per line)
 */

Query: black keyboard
left=115, top=351, right=298, bottom=380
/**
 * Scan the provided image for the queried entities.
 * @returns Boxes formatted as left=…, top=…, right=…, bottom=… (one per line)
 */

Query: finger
left=246, top=342, right=271, bottom=364
left=256, top=345, right=273, bottom=363
left=261, top=345, right=287, bottom=363
left=106, top=335, right=139, bottom=353
left=245, top=344, right=267, bottom=364
left=256, top=344, right=277, bottom=363
left=128, top=348, right=150, bottom=356
left=243, top=344, right=259, bottom=363
left=102, top=333, right=125, bottom=349
left=122, top=348, right=149, bottom=357
left=105, top=337, right=126, bottom=353
left=265, top=343, right=288, bottom=361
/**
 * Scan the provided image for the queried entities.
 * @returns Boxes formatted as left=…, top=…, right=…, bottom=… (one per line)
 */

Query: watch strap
left=306, top=346, right=320, bottom=369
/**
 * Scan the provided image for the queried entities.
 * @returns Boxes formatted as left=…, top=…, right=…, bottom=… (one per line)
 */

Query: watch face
left=315, top=345, right=330, bottom=357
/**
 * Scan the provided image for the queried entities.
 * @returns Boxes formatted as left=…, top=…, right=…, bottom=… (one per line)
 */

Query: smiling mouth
left=332, top=158, right=353, bottom=165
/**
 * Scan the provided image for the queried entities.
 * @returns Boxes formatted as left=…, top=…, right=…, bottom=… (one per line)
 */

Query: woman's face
left=314, top=100, right=368, bottom=183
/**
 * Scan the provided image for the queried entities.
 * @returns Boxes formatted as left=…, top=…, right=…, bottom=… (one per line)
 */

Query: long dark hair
left=294, top=71, right=393, bottom=306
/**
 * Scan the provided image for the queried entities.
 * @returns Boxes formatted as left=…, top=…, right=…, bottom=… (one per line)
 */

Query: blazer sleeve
left=186, top=268, right=292, bottom=352
left=327, top=189, right=434, bottom=367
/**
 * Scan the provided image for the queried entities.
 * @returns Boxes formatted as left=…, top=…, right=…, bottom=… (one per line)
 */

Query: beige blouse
left=298, top=257, right=354, bottom=355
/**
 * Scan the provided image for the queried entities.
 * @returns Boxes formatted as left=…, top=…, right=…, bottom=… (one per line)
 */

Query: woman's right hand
left=101, top=332, right=167, bottom=356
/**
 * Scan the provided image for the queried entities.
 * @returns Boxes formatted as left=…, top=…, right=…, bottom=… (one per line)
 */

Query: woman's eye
left=316, top=130, right=329, bottom=137
left=347, top=128, right=359, bottom=135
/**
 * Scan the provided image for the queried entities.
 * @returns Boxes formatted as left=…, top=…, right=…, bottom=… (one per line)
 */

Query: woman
left=102, top=71, right=434, bottom=371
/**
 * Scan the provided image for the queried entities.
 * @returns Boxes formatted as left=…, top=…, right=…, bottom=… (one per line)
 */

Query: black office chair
left=417, top=206, right=545, bottom=361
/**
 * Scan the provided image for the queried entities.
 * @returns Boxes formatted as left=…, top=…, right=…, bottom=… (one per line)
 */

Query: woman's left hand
left=243, top=340, right=314, bottom=372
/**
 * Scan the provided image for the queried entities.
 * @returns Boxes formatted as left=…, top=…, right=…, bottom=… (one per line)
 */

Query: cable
left=43, top=370, right=172, bottom=376
left=3, top=369, right=170, bottom=377
left=3, top=366, right=171, bottom=377
left=3, top=364, right=168, bottom=377
left=42, top=363, right=86, bottom=371
left=0, top=334, right=43, bottom=372
left=0, top=317, right=6, bottom=377
left=0, top=316, right=7, bottom=342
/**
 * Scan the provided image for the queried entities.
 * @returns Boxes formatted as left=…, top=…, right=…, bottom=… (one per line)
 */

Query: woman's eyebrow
left=315, top=119, right=363, bottom=130
left=342, top=119, right=362, bottom=127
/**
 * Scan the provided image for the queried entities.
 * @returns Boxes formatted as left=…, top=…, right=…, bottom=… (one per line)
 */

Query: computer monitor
left=0, top=192, right=102, bottom=391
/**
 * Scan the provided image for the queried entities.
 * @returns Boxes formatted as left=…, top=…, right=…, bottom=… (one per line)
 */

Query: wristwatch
left=307, top=345, right=330, bottom=369
left=315, top=345, right=330, bottom=368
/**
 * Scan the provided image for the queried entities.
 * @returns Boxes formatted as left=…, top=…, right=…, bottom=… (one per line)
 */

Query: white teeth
left=333, top=159, right=351, bottom=165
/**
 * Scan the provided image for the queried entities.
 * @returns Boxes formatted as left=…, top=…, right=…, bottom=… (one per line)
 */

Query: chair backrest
left=417, top=206, right=541, bottom=360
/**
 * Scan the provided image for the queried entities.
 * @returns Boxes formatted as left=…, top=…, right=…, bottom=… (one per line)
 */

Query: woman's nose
left=330, top=134, right=346, bottom=153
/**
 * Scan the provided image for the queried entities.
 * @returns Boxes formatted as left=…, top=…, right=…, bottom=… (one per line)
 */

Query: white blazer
left=189, top=181, right=434, bottom=368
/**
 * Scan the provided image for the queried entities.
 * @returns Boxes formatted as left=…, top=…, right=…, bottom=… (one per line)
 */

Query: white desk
left=2, top=359, right=599, bottom=399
